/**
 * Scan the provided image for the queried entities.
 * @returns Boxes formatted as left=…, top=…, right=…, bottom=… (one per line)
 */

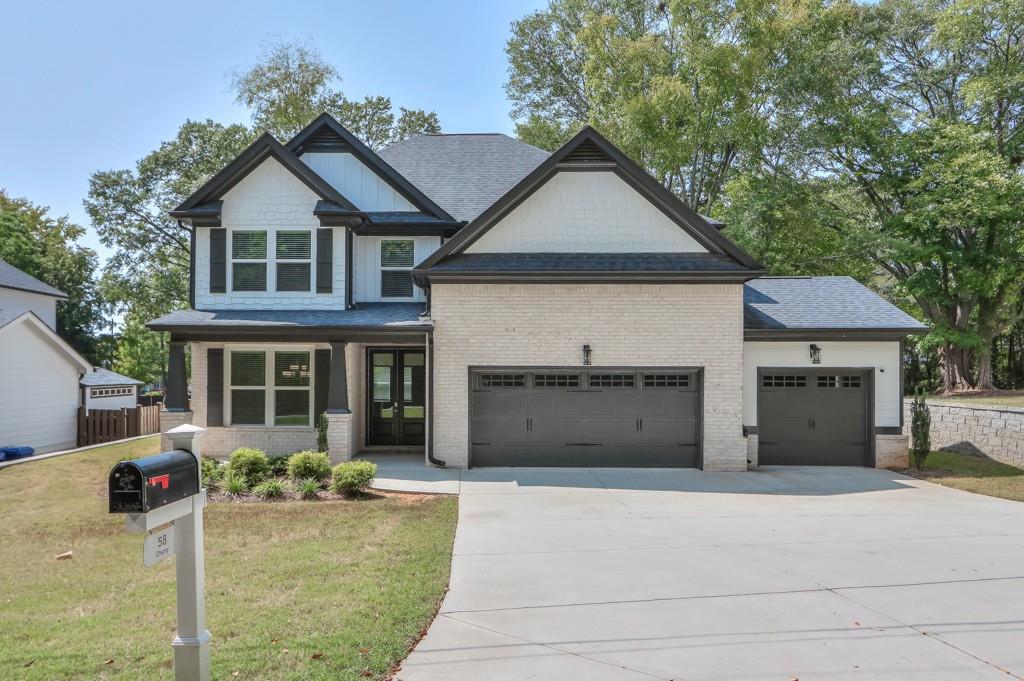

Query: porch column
left=166, top=341, right=188, bottom=411
left=326, top=341, right=350, bottom=413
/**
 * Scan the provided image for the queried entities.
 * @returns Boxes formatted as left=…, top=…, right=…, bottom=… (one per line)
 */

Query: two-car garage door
left=470, top=368, right=700, bottom=467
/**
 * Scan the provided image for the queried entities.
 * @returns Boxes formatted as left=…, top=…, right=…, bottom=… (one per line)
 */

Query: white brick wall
left=194, top=157, right=347, bottom=310
left=430, top=283, right=747, bottom=470
left=465, top=171, right=708, bottom=254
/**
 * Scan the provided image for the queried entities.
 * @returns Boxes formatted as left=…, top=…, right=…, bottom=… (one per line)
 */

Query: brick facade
left=430, top=282, right=748, bottom=470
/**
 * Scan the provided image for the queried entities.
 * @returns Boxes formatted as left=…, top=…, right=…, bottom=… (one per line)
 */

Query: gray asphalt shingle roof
left=80, top=368, right=143, bottom=387
left=0, top=260, right=66, bottom=298
left=148, top=303, right=429, bottom=330
left=427, top=253, right=752, bottom=273
left=380, top=134, right=550, bottom=223
left=744, top=276, right=927, bottom=331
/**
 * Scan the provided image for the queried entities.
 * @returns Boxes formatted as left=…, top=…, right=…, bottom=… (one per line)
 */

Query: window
left=643, top=373, right=690, bottom=388
left=231, top=231, right=267, bottom=292
left=276, top=231, right=311, bottom=292
left=380, top=240, right=414, bottom=298
left=228, top=350, right=312, bottom=426
left=762, top=375, right=807, bottom=388
left=841, top=375, right=862, bottom=389
left=479, top=374, right=526, bottom=388
left=534, top=374, right=580, bottom=388
left=589, top=373, right=636, bottom=388
left=90, top=387, right=133, bottom=398
left=816, top=375, right=838, bottom=388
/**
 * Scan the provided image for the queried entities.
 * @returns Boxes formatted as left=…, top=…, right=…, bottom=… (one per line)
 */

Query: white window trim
left=229, top=230, right=269, bottom=293
left=274, top=230, right=313, bottom=293
left=225, top=346, right=315, bottom=427
left=379, top=239, right=416, bottom=300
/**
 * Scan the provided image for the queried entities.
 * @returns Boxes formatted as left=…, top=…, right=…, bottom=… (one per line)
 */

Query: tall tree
left=0, top=191, right=105, bottom=362
left=233, top=41, right=440, bottom=148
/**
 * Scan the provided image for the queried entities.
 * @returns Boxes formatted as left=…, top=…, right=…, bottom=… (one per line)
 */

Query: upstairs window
left=276, top=231, right=311, bottom=292
left=231, top=231, right=267, bottom=292
left=380, top=240, right=414, bottom=298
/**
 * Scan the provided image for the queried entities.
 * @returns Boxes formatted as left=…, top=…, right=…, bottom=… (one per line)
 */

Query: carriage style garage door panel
left=757, top=369, right=872, bottom=466
left=470, top=368, right=701, bottom=467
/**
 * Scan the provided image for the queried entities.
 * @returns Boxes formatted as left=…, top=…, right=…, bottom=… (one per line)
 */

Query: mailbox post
left=109, top=424, right=210, bottom=681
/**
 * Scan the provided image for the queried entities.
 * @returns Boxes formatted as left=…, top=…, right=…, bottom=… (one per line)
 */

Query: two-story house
left=149, top=114, right=925, bottom=470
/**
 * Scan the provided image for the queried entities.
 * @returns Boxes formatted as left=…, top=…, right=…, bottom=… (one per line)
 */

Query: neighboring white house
left=81, top=368, right=143, bottom=412
left=0, top=259, right=91, bottom=453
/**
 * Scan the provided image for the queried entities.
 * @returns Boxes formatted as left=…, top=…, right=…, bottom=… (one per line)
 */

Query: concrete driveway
left=390, top=465, right=1024, bottom=680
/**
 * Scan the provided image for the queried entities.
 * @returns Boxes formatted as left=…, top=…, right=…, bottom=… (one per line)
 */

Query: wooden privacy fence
left=78, top=405, right=161, bottom=447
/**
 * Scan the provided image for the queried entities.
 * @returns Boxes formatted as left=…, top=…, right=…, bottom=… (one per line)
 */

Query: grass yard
left=928, top=391, right=1024, bottom=409
left=0, top=437, right=458, bottom=680
left=906, top=450, right=1024, bottom=502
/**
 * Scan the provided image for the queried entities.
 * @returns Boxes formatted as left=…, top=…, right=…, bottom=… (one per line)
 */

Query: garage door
left=470, top=368, right=701, bottom=467
left=757, top=369, right=871, bottom=466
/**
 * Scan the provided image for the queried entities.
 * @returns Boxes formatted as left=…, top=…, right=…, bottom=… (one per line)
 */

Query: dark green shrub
left=253, top=479, right=285, bottom=500
left=224, top=472, right=248, bottom=496
left=910, top=392, right=932, bottom=469
left=331, top=460, right=377, bottom=495
left=229, top=447, right=270, bottom=483
left=201, top=456, right=223, bottom=480
left=288, top=451, right=331, bottom=482
left=267, top=454, right=290, bottom=477
left=297, top=478, right=320, bottom=500
left=317, top=412, right=328, bottom=453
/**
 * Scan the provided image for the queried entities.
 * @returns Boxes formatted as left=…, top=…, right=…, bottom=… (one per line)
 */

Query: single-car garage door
left=757, top=369, right=871, bottom=466
left=470, top=368, right=701, bottom=467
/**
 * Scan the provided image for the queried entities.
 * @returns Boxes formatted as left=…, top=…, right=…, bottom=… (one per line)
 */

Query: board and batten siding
left=465, top=171, right=708, bottom=254
left=0, top=288, right=58, bottom=329
left=742, top=341, right=902, bottom=429
left=352, top=235, right=439, bottom=303
left=0, top=321, right=80, bottom=452
left=300, top=152, right=416, bottom=212
left=193, top=157, right=346, bottom=310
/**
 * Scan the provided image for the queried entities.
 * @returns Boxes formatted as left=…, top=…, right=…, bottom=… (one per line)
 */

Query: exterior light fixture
left=582, top=344, right=592, bottom=365
left=809, top=344, right=822, bottom=365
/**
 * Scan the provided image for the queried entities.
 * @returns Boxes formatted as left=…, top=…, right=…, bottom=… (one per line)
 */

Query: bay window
left=228, top=349, right=312, bottom=426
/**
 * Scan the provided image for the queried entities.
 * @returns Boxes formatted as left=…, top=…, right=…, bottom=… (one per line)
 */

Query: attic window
left=380, top=240, right=414, bottom=298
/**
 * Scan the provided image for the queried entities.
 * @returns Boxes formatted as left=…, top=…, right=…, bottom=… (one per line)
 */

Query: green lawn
left=0, top=437, right=457, bottom=680
left=909, top=450, right=1024, bottom=502
left=928, top=394, right=1024, bottom=408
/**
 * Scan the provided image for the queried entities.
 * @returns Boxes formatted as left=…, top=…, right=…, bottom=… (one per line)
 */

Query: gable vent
left=301, top=126, right=350, bottom=153
left=563, top=138, right=612, bottom=164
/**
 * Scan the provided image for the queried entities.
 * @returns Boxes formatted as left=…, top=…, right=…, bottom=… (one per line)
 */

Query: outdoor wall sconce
left=582, top=344, right=592, bottom=365
left=809, top=344, right=822, bottom=365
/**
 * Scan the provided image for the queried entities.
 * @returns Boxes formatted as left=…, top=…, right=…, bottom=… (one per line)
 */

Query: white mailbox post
left=110, top=423, right=210, bottom=681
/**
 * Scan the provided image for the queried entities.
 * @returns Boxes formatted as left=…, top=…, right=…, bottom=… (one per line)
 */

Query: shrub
left=331, top=460, right=377, bottom=495
left=201, top=456, right=223, bottom=481
left=288, top=451, right=331, bottom=482
left=224, top=472, right=248, bottom=496
left=253, top=479, right=285, bottom=500
left=267, top=454, right=290, bottom=478
left=229, top=448, right=270, bottom=483
left=910, top=392, right=932, bottom=469
left=296, top=478, right=320, bottom=500
left=317, top=412, right=328, bottom=453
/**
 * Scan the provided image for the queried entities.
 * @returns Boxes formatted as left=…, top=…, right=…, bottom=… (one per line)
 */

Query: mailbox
left=109, top=449, right=199, bottom=514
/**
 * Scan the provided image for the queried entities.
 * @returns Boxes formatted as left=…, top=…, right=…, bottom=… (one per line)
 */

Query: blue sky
left=0, top=0, right=546, bottom=260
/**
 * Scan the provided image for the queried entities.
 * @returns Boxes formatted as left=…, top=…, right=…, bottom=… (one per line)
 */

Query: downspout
left=425, top=329, right=445, bottom=467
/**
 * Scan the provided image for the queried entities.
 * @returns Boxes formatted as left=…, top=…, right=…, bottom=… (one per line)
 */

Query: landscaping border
left=903, top=399, right=1024, bottom=468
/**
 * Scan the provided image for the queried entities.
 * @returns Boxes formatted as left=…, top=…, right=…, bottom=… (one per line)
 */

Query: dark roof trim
left=286, top=114, right=456, bottom=223
left=356, top=224, right=462, bottom=237
left=415, top=271, right=764, bottom=285
left=172, top=133, right=357, bottom=218
left=416, top=126, right=763, bottom=274
left=313, top=200, right=366, bottom=228
left=744, top=328, right=927, bottom=341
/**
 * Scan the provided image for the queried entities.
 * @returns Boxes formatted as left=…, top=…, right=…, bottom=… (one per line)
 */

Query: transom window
left=589, top=373, right=636, bottom=388
left=815, top=375, right=863, bottom=389
left=229, top=350, right=312, bottom=426
left=380, top=240, right=415, bottom=298
left=479, top=374, right=526, bottom=388
left=842, top=375, right=862, bottom=388
left=534, top=374, right=580, bottom=388
left=231, top=231, right=267, bottom=292
left=816, top=375, right=837, bottom=388
left=276, top=231, right=311, bottom=292
left=643, top=373, right=690, bottom=388
left=90, top=387, right=133, bottom=398
left=762, top=375, right=807, bottom=388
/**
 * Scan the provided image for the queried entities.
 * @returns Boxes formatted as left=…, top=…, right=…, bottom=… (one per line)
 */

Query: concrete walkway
left=374, top=461, right=1024, bottom=680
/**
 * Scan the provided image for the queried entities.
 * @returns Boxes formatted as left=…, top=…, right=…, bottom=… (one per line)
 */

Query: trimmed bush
left=201, top=456, right=223, bottom=481
left=224, top=472, right=248, bottom=496
left=910, top=392, right=932, bottom=469
left=317, top=412, right=328, bottom=453
left=253, top=479, right=285, bottom=500
left=267, top=454, right=290, bottom=478
left=296, top=478, right=320, bottom=501
left=229, top=448, right=270, bottom=483
left=288, top=451, right=331, bottom=482
left=331, top=460, right=377, bottom=495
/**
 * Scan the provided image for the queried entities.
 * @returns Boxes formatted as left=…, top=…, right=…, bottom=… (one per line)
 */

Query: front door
left=368, top=349, right=426, bottom=446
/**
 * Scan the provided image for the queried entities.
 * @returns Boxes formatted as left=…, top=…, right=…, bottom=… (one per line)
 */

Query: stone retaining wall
left=903, top=400, right=1024, bottom=468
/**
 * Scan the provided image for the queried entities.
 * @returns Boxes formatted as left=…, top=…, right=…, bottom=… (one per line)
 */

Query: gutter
left=425, top=330, right=445, bottom=467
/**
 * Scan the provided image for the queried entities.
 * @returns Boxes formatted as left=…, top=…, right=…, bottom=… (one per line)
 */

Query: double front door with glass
left=368, top=349, right=426, bottom=446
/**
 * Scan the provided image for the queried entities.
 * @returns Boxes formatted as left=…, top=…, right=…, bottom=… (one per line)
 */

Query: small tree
left=910, top=392, right=932, bottom=470
left=317, top=412, right=328, bottom=453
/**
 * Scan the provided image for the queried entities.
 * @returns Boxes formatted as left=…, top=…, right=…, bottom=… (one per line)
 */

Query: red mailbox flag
left=148, top=474, right=170, bottom=489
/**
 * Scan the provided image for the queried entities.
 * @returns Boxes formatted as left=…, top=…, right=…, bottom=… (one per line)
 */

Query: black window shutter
left=207, top=348, right=224, bottom=426
left=209, top=229, right=226, bottom=293
left=316, top=228, right=333, bottom=294
left=314, top=349, right=330, bottom=419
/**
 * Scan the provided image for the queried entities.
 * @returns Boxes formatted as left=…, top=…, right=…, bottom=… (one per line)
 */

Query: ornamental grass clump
left=253, top=479, right=285, bottom=500
left=224, top=472, right=249, bottom=497
left=331, top=460, right=377, bottom=496
left=296, top=478, right=321, bottom=500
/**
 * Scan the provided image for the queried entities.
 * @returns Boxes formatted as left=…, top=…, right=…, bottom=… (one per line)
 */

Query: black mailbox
left=109, top=449, right=199, bottom=514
